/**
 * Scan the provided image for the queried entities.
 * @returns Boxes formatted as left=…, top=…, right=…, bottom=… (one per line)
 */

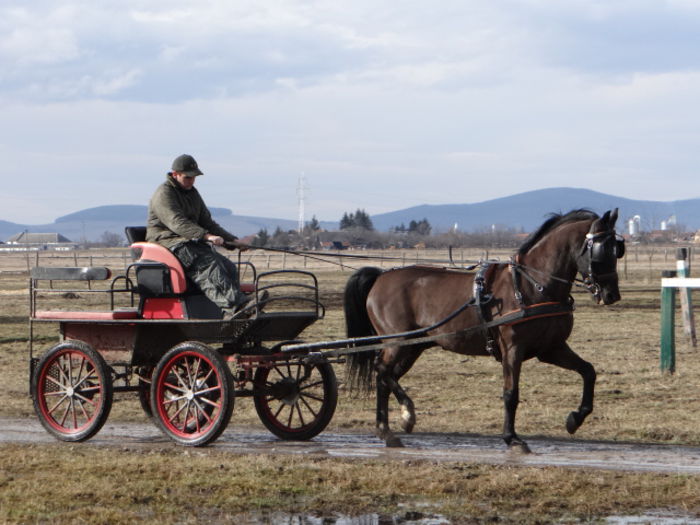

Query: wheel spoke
left=55, top=356, right=71, bottom=385
left=73, top=392, right=98, bottom=407
left=273, top=401, right=285, bottom=420
left=286, top=405, right=293, bottom=428
left=73, top=369, right=98, bottom=390
left=191, top=357, right=201, bottom=386
left=300, top=392, right=323, bottom=403
left=47, top=394, right=69, bottom=416
left=197, top=396, right=221, bottom=409
left=193, top=399, right=213, bottom=425
left=194, top=384, right=221, bottom=397
left=45, top=375, right=67, bottom=389
left=167, top=398, right=188, bottom=422
left=163, top=393, right=187, bottom=404
left=183, top=359, right=194, bottom=388
left=299, top=395, right=320, bottom=418
left=172, top=366, right=190, bottom=391
left=163, top=381, right=187, bottom=394
left=77, top=398, right=92, bottom=421
left=299, top=379, right=324, bottom=391
left=295, top=403, right=306, bottom=427
left=71, top=398, right=78, bottom=429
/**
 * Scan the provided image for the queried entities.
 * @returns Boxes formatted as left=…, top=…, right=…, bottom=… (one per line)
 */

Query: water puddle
left=232, top=511, right=449, bottom=524
left=606, top=510, right=700, bottom=524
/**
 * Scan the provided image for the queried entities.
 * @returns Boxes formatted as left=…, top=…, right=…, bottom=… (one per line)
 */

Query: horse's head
left=575, top=208, right=624, bottom=305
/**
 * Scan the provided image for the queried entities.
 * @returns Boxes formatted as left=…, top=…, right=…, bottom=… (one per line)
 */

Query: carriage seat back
left=125, top=226, right=187, bottom=295
left=125, top=227, right=224, bottom=319
left=129, top=242, right=187, bottom=295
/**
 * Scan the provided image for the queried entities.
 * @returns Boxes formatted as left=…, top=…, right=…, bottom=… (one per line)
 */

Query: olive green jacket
left=146, top=175, right=237, bottom=250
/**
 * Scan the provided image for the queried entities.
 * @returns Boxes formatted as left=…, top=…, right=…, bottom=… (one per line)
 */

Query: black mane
left=518, top=209, right=599, bottom=256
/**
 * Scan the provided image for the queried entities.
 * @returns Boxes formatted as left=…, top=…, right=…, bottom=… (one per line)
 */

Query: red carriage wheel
left=253, top=358, right=337, bottom=440
left=32, top=340, right=113, bottom=442
left=150, top=342, right=233, bottom=446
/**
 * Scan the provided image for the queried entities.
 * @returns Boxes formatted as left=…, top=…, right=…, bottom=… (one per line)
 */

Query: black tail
left=343, top=266, right=382, bottom=393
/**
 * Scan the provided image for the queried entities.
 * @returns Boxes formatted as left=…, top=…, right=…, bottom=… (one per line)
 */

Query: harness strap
left=473, top=263, right=499, bottom=359
left=282, top=301, right=574, bottom=357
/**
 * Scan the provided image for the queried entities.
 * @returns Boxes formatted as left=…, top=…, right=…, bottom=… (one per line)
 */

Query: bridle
left=509, top=227, right=625, bottom=303
left=575, top=229, right=625, bottom=301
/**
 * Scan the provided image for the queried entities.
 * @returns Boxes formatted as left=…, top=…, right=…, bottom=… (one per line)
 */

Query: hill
left=0, top=206, right=319, bottom=243
left=1, top=187, right=699, bottom=242
left=371, top=187, right=697, bottom=233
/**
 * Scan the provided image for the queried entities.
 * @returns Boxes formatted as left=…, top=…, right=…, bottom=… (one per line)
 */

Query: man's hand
left=205, top=234, right=225, bottom=246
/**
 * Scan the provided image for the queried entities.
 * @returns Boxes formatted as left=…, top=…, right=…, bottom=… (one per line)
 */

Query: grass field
left=1, top=246, right=700, bottom=523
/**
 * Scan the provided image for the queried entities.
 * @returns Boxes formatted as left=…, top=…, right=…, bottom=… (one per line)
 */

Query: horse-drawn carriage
left=28, top=209, right=625, bottom=452
left=28, top=227, right=338, bottom=446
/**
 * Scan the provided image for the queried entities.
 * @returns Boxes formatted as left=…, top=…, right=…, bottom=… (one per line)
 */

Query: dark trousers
left=172, top=242, right=242, bottom=311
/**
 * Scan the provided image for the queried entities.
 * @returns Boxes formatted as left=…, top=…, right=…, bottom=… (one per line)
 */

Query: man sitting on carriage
left=146, top=153, right=252, bottom=318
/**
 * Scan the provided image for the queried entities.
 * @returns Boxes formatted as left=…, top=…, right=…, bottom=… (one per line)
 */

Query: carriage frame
left=28, top=232, right=340, bottom=447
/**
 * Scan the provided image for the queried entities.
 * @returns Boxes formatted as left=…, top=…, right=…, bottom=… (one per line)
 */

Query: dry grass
left=2, top=247, right=700, bottom=522
left=1, top=444, right=700, bottom=524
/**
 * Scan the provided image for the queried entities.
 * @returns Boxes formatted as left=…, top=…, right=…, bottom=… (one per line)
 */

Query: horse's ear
left=609, top=208, right=618, bottom=226
left=600, top=210, right=611, bottom=225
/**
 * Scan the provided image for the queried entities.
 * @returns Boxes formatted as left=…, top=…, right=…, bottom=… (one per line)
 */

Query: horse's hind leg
left=375, top=346, right=424, bottom=446
left=538, top=343, right=596, bottom=434
left=389, top=347, right=424, bottom=434
left=375, top=365, right=403, bottom=447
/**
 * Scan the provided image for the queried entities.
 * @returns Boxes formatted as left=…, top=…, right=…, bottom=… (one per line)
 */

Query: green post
left=660, top=269, right=677, bottom=374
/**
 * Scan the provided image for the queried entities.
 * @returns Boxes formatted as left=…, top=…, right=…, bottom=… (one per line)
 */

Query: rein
left=282, top=300, right=573, bottom=357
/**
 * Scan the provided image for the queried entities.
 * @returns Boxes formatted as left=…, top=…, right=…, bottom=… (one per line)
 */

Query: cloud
left=1, top=1, right=700, bottom=225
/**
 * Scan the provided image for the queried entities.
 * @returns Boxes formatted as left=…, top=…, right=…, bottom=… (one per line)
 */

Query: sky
left=1, top=0, right=700, bottom=225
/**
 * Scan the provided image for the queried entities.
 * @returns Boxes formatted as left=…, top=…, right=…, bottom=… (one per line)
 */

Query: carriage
left=29, top=209, right=625, bottom=452
left=28, top=227, right=339, bottom=446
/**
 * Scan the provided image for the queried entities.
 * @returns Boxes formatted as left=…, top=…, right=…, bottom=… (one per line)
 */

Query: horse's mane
left=518, top=209, right=599, bottom=256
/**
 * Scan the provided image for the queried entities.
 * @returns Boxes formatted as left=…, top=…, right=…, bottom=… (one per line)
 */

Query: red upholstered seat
left=131, top=242, right=187, bottom=293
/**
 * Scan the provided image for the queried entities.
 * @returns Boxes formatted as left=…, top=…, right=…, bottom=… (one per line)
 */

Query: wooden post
left=660, top=270, right=677, bottom=374
left=676, top=247, right=696, bottom=347
left=676, top=248, right=697, bottom=348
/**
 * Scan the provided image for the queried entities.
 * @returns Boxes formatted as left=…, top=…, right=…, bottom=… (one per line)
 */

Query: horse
left=343, top=209, right=624, bottom=450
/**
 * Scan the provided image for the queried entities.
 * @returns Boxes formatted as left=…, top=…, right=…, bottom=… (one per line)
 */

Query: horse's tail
left=343, top=266, right=383, bottom=393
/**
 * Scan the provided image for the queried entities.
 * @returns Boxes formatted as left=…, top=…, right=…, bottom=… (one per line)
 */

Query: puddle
left=5, top=417, right=700, bottom=475
left=231, top=511, right=449, bottom=524
left=606, top=510, right=700, bottom=524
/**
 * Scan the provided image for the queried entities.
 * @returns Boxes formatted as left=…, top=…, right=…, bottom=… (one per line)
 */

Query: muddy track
left=3, top=417, right=700, bottom=475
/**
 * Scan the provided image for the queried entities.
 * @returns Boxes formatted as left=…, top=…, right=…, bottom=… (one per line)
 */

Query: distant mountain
left=55, top=205, right=232, bottom=223
left=371, top=187, right=698, bottom=233
left=0, top=205, right=335, bottom=243
left=1, top=188, right=699, bottom=242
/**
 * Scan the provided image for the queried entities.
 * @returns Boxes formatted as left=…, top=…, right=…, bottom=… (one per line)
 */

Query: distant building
left=1, top=232, right=78, bottom=252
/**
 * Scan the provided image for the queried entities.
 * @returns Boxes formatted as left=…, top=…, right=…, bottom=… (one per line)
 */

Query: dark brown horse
left=343, top=209, right=624, bottom=450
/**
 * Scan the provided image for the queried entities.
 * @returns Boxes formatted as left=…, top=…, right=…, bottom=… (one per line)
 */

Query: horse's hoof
left=566, top=412, right=580, bottom=434
left=508, top=441, right=532, bottom=454
left=386, top=436, right=404, bottom=448
left=401, top=419, right=415, bottom=434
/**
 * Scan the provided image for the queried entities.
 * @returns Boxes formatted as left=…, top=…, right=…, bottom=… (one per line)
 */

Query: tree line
left=250, top=209, right=524, bottom=250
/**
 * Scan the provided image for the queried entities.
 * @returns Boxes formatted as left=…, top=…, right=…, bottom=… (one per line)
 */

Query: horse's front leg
left=502, top=346, right=530, bottom=453
left=538, top=343, right=596, bottom=434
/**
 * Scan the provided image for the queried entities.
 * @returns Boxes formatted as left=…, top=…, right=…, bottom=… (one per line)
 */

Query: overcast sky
left=2, top=0, right=699, bottom=224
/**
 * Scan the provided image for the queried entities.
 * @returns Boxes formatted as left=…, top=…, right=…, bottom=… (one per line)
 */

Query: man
left=146, top=153, right=251, bottom=318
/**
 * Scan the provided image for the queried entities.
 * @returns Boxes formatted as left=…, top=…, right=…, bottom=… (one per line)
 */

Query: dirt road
left=3, top=417, right=700, bottom=475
